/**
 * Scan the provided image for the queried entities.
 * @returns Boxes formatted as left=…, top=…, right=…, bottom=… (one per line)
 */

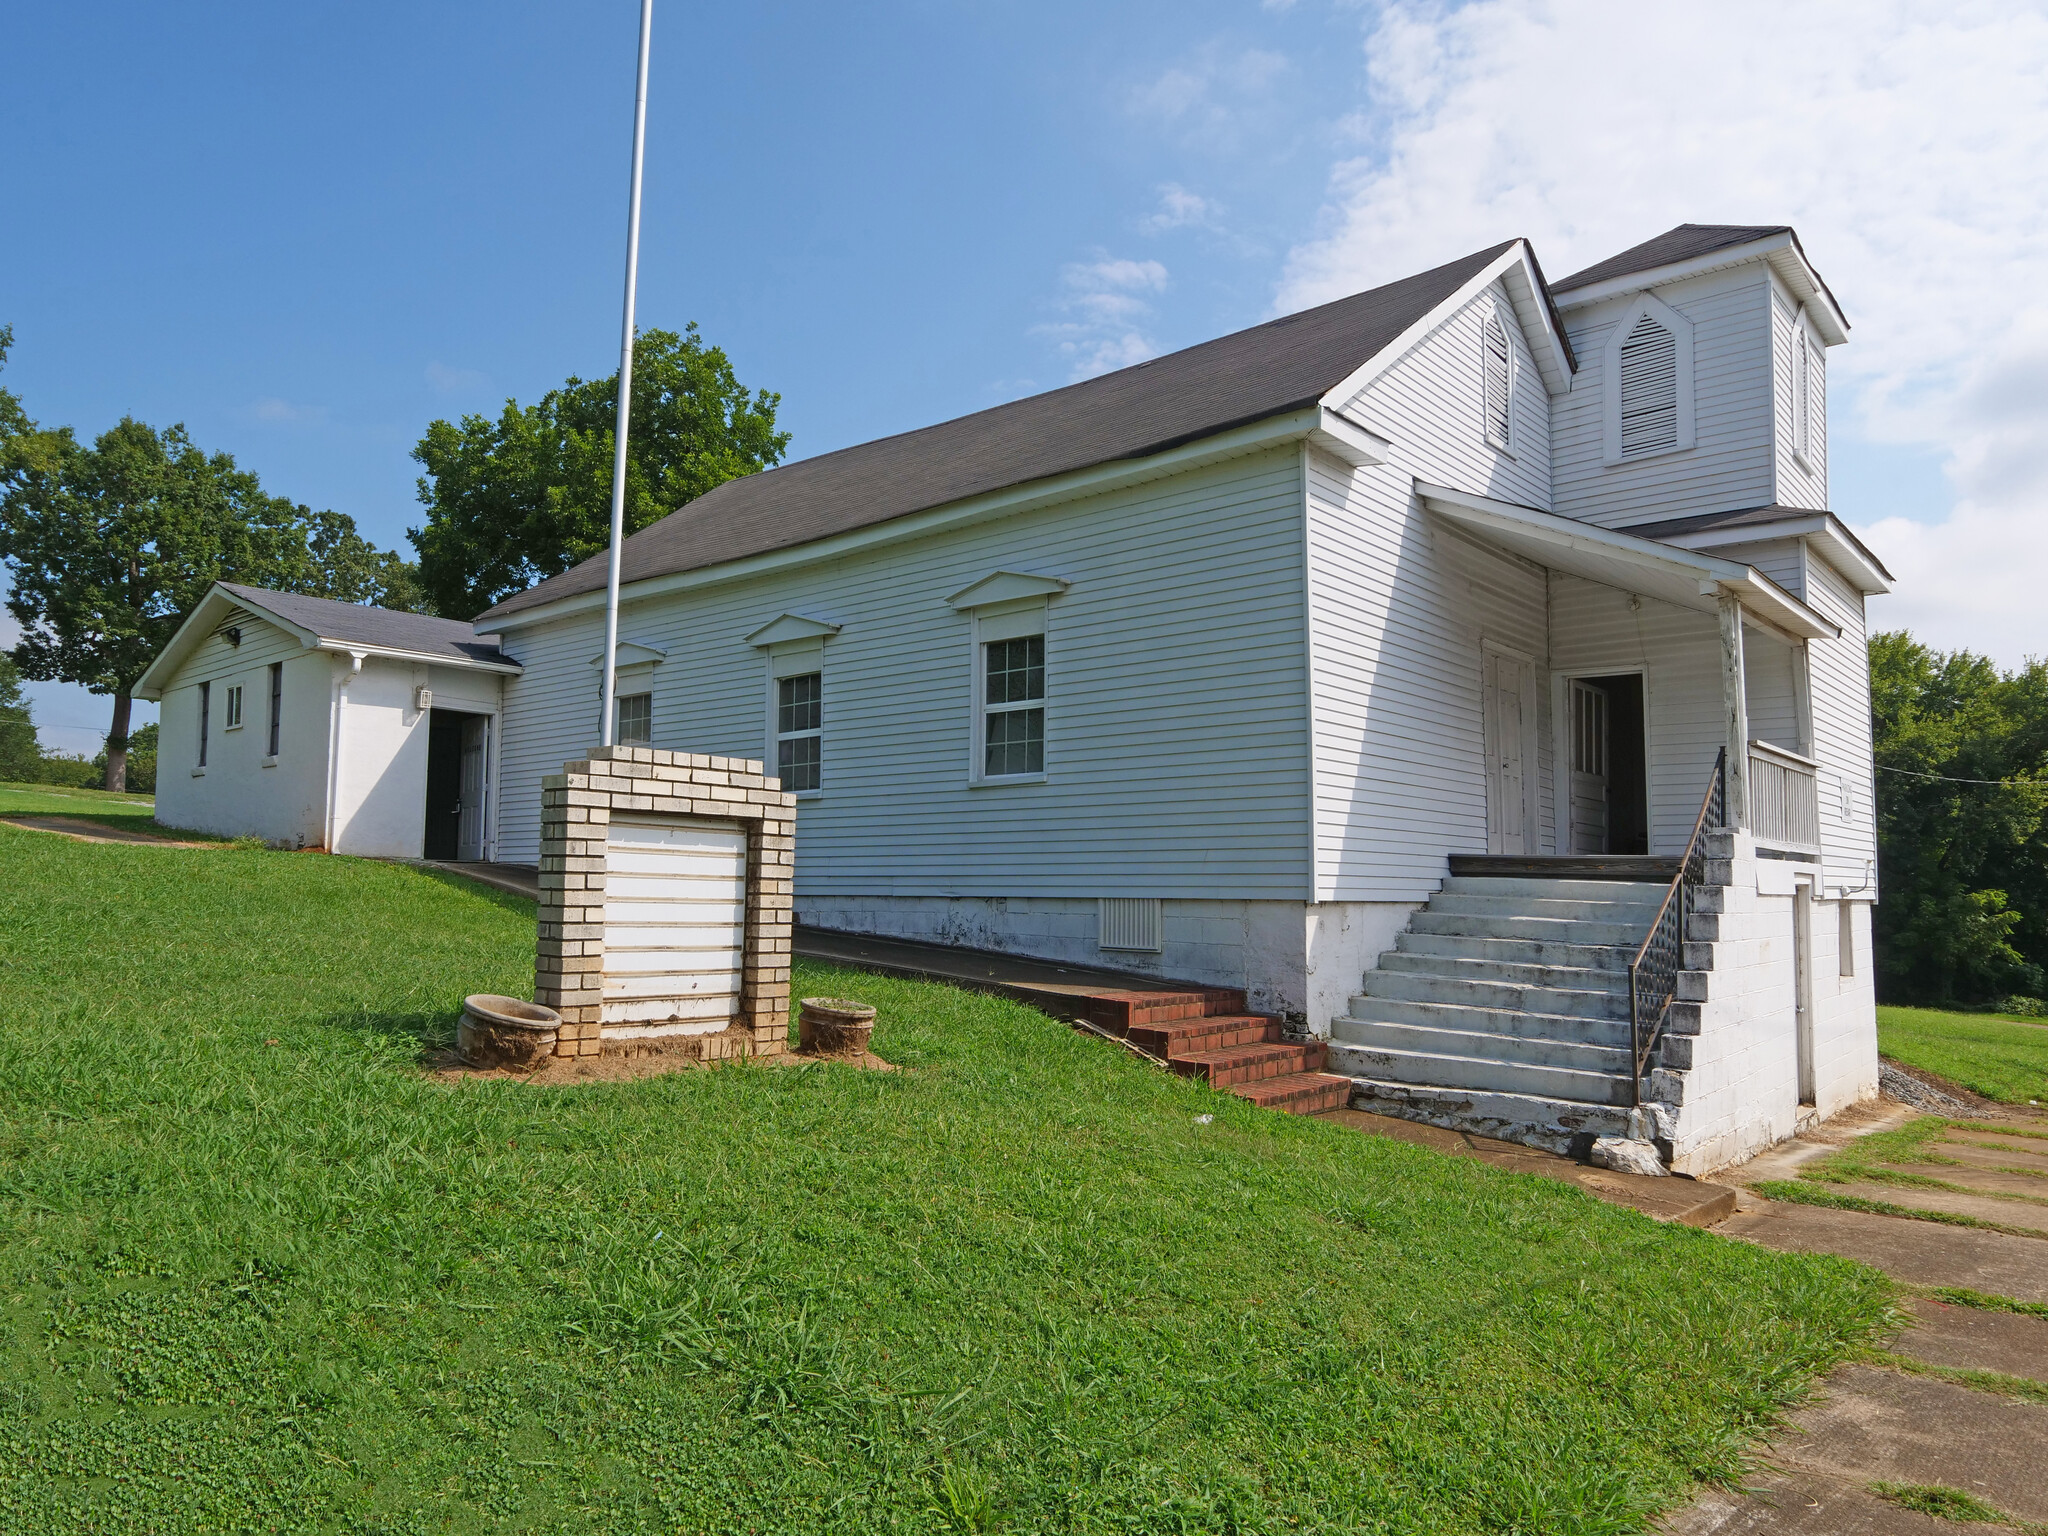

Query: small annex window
left=1482, top=316, right=1512, bottom=451
left=1603, top=294, right=1694, bottom=465
left=266, top=662, right=283, bottom=756
left=224, top=683, right=243, bottom=730
left=983, top=635, right=1044, bottom=778
left=775, top=672, right=821, bottom=792
left=615, top=692, right=652, bottom=745
left=198, top=680, right=211, bottom=768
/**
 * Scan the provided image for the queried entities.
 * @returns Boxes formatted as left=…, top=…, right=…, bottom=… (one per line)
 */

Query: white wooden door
left=1483, top=648, right=1533, bottom=856
left=1568, top=680, right=1609, bottom=856
left=601, top=816, right=747, bottom=1035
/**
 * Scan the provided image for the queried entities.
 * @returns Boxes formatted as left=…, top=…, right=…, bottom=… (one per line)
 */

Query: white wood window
left=615, top=692, right=652, bottom=745
left=197, top=681, right=210, bottom=768
left=266, top=662, right=283, bottom=756
left=775, top=673, right=821, bottom=792
left=982, top=633, right=1044, bottom=778
left=1482, top=316, right=1512, bottom=452
left=224, top=683, right=243, bottom=730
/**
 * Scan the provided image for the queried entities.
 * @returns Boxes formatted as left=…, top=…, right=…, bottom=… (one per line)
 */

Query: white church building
left=141, top=225, right=1892, bottom=1172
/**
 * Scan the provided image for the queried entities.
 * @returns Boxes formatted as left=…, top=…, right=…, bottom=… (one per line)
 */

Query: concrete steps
left=1332, top=873, right=1669, bottom=1150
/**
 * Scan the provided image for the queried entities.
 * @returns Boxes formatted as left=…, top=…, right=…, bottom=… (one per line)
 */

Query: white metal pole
left=600, top=0, right=654, bottom=748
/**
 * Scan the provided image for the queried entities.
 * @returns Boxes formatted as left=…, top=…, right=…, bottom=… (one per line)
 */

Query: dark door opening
left=1568, top=674, right=1647, bottom=855
left=424, top=709, right=488, bottom=860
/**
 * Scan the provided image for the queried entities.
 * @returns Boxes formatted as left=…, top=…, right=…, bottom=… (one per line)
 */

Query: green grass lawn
left=1879, top=1005, right=2048, bottom=1104
left=0, top=825, right=1891, bottom=1534
left=0, top=780, right=178, bottom=841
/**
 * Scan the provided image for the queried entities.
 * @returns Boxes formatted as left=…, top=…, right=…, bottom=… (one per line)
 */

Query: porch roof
left=1414, top=483, right=1841, bottom=641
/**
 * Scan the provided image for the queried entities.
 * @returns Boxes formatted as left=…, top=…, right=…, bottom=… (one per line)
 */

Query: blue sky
left=5, top=0, right=2039, bottom=754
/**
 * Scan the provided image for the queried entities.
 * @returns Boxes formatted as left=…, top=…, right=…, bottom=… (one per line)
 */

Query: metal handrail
left=1626, top=749, right=1726, bottom=1107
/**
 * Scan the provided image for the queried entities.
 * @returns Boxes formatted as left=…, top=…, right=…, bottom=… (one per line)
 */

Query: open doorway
left=1566, top=673, right=1647, bottom=855
left=424, top=709, right=489, bottom=861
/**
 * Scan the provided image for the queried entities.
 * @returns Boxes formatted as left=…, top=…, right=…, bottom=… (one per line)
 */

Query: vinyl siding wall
left=1305, top=281, right=1556, bottom=901
left=1553, top=267, right=1778, bottom=529
left=1770, top=279, right=1829, bottom=510
left=494, top=447, right=1313, bottom=895
left=1801, top=549, right=1879, bottom=895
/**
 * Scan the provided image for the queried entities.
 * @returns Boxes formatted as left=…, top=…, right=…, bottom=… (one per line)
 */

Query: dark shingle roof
left=220, top=583, right=519, bottom=667
left=479, top=241, right=1519, bottom=622
left=1619, top=504, right=1892, bottom=582
left=1553, top=225, right=1792, bottom=293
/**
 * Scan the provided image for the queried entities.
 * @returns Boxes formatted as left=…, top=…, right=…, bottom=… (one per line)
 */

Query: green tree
left=92, top=720, right=156, bottom=794
left=409, top=325, right=788, bottom=619
left=1871, top=631, right=2048, bottom=1003
left=0, top=652, right=39, bottom=783
left=0, top=331, right=425, bottom=791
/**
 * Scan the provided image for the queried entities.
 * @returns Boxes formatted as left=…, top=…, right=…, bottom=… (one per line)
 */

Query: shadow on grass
left=392, top=863, right=539, bottom=918
left=321, top=1007, right=462, bottom=1058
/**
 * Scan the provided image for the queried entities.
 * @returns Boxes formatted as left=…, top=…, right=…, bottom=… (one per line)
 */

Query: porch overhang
left=1414, top=482, right=1840, bottom=642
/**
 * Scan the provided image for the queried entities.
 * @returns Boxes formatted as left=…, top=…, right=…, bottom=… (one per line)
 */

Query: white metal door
left=456, top=717, right=488, bottom=862
left=601, top=816, right=747, bottom=1035
left=1484, top=649, right=1532, bottom=856
left=1569, top=680, right=1610, bottom=856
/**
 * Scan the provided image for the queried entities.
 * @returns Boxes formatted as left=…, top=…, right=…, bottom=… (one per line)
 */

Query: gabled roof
left=478, top=240, right=1545, bottom=626
left=1552, top=224, right=1848, bottom=343
left=1617, top=504, right=1892, bottom=595
left=136, top=582, right=520, bottom=700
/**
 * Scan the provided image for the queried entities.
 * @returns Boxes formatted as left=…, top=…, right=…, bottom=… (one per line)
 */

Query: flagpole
left=600, top=0, right=654, bottom=748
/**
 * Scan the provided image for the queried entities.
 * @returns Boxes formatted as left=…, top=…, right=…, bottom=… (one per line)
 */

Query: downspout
left=323, top=651, right=366, bottom=853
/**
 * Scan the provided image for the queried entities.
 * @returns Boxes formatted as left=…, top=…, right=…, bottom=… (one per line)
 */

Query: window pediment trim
left=745, top=612, right=842, bottom=648
left=1601, top=292, right=1696, bottom=466
left=945, top=570, right=1070, bottom=611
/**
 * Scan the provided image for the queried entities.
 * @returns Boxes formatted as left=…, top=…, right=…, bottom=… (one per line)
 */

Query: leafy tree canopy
left=408, top=325, right=789, bottom=620
left=1871, top=630, right=2048, bottom=1004
left=0, top=652, right=39, bottom=783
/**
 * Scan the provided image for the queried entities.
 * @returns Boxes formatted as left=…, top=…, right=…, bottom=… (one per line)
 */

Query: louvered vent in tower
left=1482, top=318, right=1511, bottom=450
left=1617, top=313, right=1679, bottom=457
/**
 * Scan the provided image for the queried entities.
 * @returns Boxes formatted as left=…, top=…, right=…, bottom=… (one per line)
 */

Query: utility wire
left=1877, top=764, right=2048, bottom=788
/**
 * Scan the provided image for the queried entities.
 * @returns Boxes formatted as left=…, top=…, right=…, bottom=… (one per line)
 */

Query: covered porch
left=1420, top=482, right=1839, bottom=868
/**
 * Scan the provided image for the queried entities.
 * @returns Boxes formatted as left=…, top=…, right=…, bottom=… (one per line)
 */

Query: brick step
left=1169, top=1039, right=1328, bottom=1087
left=1128, top=1013, right=1282, bottom=1057
left=1230, top=1071, right=1353, bottom=1114
left=1086, top=987, right=1248, bottom=1035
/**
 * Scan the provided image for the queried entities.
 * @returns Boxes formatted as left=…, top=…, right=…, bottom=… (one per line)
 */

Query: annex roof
left=478, top=239, right=1563, bottom=627
left=1551, top=224, right=1848, bottom=344
left=1618, top=504, right=1892, bottom=595
left=136, top=582, right=520, bottom=700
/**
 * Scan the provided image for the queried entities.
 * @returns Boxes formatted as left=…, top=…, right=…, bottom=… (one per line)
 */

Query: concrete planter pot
left=459, top=994, right=563, bottom=1070
left=798, top=997, right=876, bottom=1056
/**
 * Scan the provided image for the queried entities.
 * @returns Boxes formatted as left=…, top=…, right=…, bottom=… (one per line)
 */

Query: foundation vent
left=1098, top=897, right=1162, bottom=953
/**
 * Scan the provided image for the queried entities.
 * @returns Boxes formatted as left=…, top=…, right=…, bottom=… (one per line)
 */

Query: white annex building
left=137, top=584, right=520, bottom=859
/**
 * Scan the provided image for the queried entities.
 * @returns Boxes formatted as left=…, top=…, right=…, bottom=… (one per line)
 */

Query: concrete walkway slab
left=1820, top=1180, right=2048, bottom=1237
left=1718, top=1203, right=2048, bottom=1301
left=1939, top=1141, right=2048, bottom=1174
left=1895, top=1297, right=2048, bottom=1382
left=1876, top=1162, right=2048, bottom=1202
left=1665, top=1469, right=2009, bottom=1534
left=1951, top=1132, right=2048, bottom=1161
left=1770, top=1364, right=2048, bottom=1522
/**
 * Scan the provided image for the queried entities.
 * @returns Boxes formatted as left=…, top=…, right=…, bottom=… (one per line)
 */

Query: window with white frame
left=983, top=634, right=1044, bottom=777
left=197, top=680, right=210, bottom=768
left=266, top=662, right=283, bottom=756
left=615, top=691, right=652, bottom=745
left=776, top=673, right=821, bottom=791
left=224, top=683, right=243, bottom=730
left=1482, top=316, right=1512, bottom=451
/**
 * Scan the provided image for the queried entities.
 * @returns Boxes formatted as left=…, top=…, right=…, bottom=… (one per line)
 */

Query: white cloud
left=246, top=396, right=326, bottom=424
left=1037, top=257, right=1172, bottom=380
left=1129, top=43, right=1290, bottom=148
left=1279, top=0, right=2048, bottom=664
left=1141, top=182, right=1222, bottom=234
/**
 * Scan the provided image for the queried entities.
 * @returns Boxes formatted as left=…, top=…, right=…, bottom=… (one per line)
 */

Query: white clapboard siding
left=1771, top=285, right=1828, bottom=510
left=1553, top=268, right=1777, bottom=528
left=1744, top=629, right=1803, bottom=754
left=601, top=817, right=746, bottom=1031
left=1800, top=551, right=1878, bottom=894
left=495, top=448, right=1314, bottom=897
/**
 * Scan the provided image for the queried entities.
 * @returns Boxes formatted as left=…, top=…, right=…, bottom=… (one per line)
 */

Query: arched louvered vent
left=1482, top=318, right=1511, bottom=450
left=1617, top=313, right=1679, bottom=457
